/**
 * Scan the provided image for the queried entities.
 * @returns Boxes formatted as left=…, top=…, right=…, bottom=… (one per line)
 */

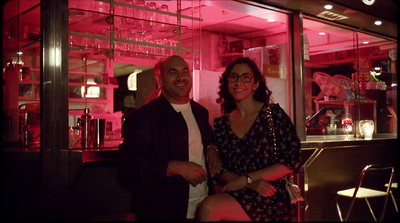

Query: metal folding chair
left=335, top=164, right=395, bottom=222
left=385, top=182, right=398, bottom=213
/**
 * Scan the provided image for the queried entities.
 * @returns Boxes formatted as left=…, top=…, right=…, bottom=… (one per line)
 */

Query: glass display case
left=3, top=1, right=41, bottom=145
left=303, top=18, right=397, bottom=138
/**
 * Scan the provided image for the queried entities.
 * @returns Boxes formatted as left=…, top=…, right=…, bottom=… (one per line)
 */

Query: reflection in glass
left=303, top=18, right=397, bottom=137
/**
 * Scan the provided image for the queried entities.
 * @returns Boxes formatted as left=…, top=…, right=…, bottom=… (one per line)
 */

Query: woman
left=197, top=57, right=301, bottom=221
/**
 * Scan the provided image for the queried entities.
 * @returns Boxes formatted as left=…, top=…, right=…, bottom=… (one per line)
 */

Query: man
left=119, top=55, right=221, bottom=221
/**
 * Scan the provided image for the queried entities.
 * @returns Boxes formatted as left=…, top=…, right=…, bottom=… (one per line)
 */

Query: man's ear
left=158, top=76, right=163, bottom=87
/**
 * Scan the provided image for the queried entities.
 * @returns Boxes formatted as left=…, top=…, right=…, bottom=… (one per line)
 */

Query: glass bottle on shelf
left=341, top=100, right=353, bottom=140
left=158, top=4, right=169, bottom=28
left=78, top=108, right=93, bottom=148
left=123, top=0, right=135, bottom=26
left=134, top=0, right=146, bottom=28
left=341, top=113, right=353, bottom=140
left=145, top=2, right=157, bottom=29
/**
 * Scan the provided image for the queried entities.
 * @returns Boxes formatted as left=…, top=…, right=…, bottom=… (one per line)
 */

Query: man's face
left=159, top=56, right=192, bottom=104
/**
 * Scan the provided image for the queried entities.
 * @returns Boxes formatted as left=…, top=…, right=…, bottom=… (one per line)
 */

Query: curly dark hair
left=216, top=57, right=272, bottom=115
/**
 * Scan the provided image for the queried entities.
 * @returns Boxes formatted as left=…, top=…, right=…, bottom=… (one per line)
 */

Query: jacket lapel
left=156, top=95, right=188, bottom=161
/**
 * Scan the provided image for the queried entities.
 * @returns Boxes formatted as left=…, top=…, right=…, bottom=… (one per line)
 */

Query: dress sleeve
left=271, top=104, right=301, bottom=172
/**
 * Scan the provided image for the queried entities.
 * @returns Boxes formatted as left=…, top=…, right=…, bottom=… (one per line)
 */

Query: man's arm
left=166, top=160, right=207, bottom=186
left=119, top=110, right=169, bottom=184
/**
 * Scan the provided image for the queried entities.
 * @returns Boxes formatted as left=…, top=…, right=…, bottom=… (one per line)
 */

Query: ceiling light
left=362, top=0, right=376, bottom=6
left=85, top=86, right=100, bottom=98
left=374, top=67, right=381, bottom=72
left=374, top=20, right=382, bottom=26
left=324, top=5, right=333, bottom=10
left=267, top=19, right=275, bottom=22
left=318, top=32, right=326, bottom=35
left=363, top=41, right=369, bottom=44
left=317, top=11, right=348, bottom=21
left=128, top=71, right=141, bottom=91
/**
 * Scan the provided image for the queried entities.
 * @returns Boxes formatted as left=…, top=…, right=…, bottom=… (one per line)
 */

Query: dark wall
left=2, top=152, right=42, bottom=221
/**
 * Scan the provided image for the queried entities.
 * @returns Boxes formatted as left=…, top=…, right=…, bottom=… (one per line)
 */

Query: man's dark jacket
left=119, top=95, right=215, bottom=221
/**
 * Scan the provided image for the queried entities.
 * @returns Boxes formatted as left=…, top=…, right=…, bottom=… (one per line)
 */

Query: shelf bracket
left=177, top=0, right=182, bottom=55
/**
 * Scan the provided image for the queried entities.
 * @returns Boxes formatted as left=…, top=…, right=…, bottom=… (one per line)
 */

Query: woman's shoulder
left=268, top=102, right=284, bottom=113
left=268, top=103, right=294, bottom=125
left=214, top=114, right=228, bottom=123
left=213, top=114, right=229, bottom=128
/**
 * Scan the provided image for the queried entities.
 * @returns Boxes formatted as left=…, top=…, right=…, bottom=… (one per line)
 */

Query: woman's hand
left=206, top=147, right=221, bottom=178
left=248, top=180, right=277, bottom=197
left=220, top=175, right=277, bottom=198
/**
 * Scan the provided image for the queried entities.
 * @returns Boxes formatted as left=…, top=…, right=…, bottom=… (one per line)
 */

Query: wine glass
left=341, top=114, right=353, bottom=140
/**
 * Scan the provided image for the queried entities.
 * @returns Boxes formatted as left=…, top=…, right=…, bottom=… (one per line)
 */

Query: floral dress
left=213, top=103, right=301, bottom=221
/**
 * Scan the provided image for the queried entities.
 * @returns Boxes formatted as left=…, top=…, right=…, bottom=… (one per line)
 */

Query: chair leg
left=379, top=194, right=390, bottom=222
left=344, top=197, right=357, bottom=222
left=390, top=190, right=398, bottom=213
left=335, top=196, right=344, bottom=222
left=365, top=198, right=377, bottom=222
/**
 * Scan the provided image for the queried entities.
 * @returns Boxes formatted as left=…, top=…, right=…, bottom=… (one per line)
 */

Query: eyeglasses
left=228, top=73, right=253, bottom=83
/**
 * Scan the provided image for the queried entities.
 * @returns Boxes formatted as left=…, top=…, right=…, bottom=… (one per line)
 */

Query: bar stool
left=335, top=164, right=395, bottom=222
left=385, top=182, right=398, bottom=213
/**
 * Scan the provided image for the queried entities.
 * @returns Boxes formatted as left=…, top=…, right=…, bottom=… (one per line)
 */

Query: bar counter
left=2, top=134, right=398, bottom=221
left=5, top=134, right=396, bottom=163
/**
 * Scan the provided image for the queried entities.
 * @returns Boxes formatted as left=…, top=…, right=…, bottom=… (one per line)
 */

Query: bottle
left=79, top=108, right=93, bottom=148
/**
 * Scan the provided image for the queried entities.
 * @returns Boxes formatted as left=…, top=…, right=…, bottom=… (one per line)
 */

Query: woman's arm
left=248, top=163, right=293, bottom=182
left=218, top=171, right=241, bottom=185
left=218, top=163, right=293, bottom=194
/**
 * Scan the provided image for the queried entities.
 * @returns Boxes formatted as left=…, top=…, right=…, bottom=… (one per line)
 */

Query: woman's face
left=228, top=63, right=259, bottom=102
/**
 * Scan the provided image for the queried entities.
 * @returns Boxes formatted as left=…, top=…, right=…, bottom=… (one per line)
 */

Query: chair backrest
left=354, top=164, right=395, bottom=195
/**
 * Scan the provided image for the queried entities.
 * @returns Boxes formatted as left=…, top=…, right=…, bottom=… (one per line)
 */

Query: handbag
left=266, top=104, right=304, bottom=204
left=285, top=175, right=304, bottom=204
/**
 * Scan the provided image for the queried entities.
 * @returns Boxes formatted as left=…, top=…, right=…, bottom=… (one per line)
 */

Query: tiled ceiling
left=329, top=0, right=397, bottom=23
left=255, top=0, right=397, bottom=39
left=181, top=4, right=287, bottom=39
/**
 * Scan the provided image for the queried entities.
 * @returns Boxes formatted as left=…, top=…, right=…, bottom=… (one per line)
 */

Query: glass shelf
left=113, top=0, right=201, bottom=21
left=69, top=8, right=112, bottom=32
left=3, top=39, right=40, bottom=53
left=67, top=0, right=200, bottom=60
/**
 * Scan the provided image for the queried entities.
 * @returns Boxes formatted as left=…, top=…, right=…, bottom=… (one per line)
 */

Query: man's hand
left=206, top=147, right=221, bottom=177
left=167, top=160, right=207, bottom=186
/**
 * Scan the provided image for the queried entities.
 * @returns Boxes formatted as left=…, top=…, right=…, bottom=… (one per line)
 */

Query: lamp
left=359, top=120, right=374, bottom=140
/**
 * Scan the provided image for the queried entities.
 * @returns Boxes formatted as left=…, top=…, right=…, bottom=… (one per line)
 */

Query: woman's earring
left=253, top=90, right=256, bottom=96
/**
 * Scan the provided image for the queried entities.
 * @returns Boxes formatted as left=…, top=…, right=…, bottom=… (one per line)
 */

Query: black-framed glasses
left=228, top=73, right=253, bottom=83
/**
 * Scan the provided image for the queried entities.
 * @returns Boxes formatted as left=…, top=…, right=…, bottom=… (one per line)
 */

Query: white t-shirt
left=170, top=102, right=209, bottom=219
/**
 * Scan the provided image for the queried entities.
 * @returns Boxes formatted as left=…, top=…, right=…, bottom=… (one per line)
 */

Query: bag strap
left=266, top=103, right=277, bottom=156
left=266, top=103, right=293, bottom=183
